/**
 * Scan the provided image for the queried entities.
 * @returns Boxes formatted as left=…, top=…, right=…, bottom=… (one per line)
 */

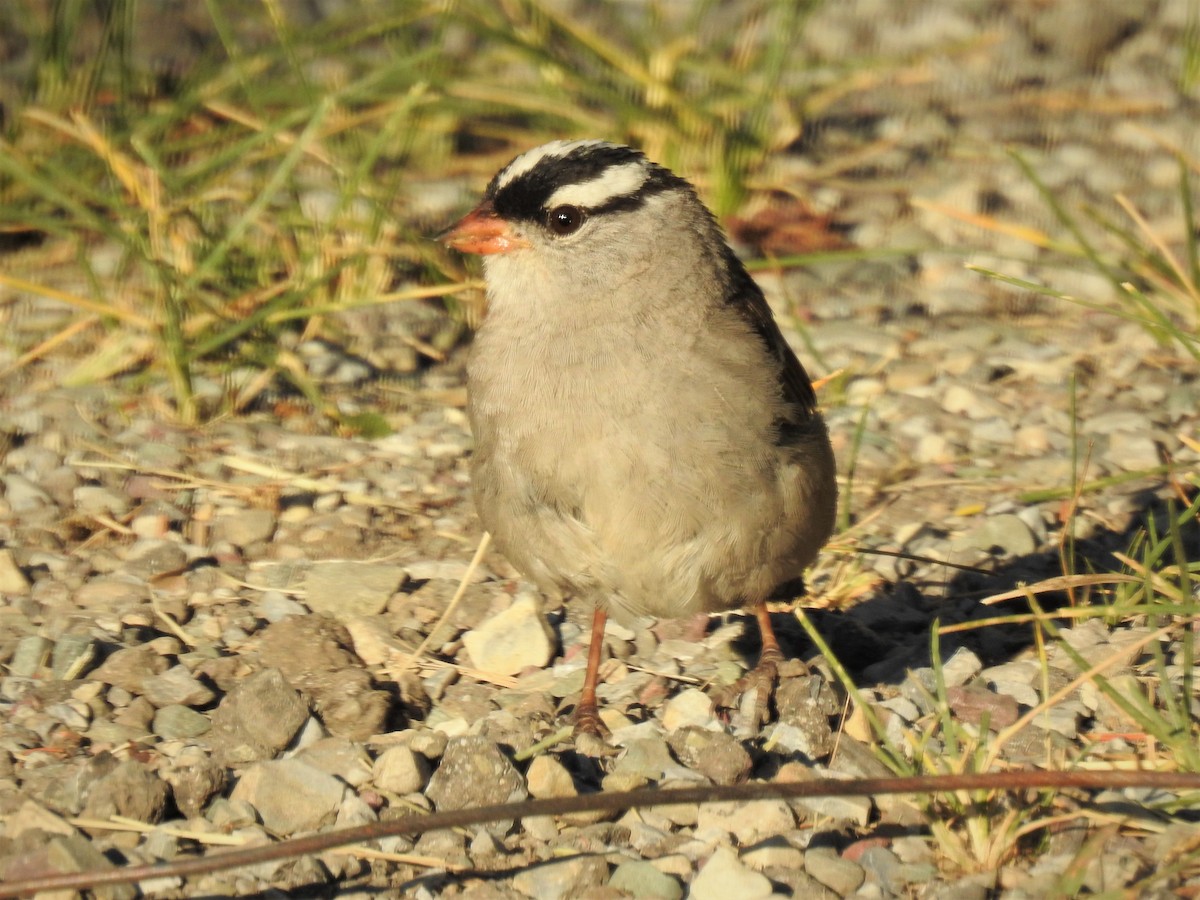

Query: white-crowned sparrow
left=441, top=140, right=837, bottom=733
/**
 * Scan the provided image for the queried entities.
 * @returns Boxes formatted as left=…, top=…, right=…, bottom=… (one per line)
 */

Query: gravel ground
left=1, top=0, right=1199, bottom=897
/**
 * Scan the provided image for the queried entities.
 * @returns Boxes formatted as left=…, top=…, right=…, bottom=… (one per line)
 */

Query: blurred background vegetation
left=0, top=0, right=1195, bottom=426
left=0, top=0, right=843, bottom=423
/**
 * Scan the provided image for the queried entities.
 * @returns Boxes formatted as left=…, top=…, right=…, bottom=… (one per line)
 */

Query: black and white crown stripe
left=485, top=140, right=688, bottom=226
left=491, top=139, right=610, bottom=193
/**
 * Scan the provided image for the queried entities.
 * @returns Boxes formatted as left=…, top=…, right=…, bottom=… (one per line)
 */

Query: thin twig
left=3, top=770, right=1198, bottom=898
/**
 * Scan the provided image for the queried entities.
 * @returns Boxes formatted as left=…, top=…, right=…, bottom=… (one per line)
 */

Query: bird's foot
left=571, top=702, right=617, bottom=757
left=713, top=646, right=790, bottom=730
left=572, top=701, right=610, bottom=738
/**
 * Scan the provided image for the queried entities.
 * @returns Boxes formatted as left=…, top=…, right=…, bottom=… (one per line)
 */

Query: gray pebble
left=373, top=744, right=430, bottom=795
left=512, top=854, right=610, bottom=899
left=304, top=561, right=406, bottom=620
left=206, top=668, right=309, bottom=765
left=152, top=704, right=212, bottom=739
left=255, top=590, right=308, bottom=622
left=804, top=847, right=865, bottom=895
left=951, top=514, right=1037, bottom=558
left=45, top=835, right=138, bottom=900
left=689, top=846, right=774, bottom=900
left=230, top=758, right=347, bottom=834
left=211, top=508, right=277, bottom=548
left=143, top=665, right=216, bottom=708
left=424, top=736, right=526, bottom=835
left=609, top=859, right=684, bottom=899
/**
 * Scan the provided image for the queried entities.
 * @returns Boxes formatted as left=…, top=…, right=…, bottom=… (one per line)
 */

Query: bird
left=440, top=140, right=837, bottom=735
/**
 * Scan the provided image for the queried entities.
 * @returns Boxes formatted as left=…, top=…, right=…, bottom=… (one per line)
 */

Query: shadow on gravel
left=726, top=484, right=1197, bottom=688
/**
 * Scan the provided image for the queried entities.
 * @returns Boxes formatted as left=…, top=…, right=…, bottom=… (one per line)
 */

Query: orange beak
left=439, top=200, right=530, bottom=255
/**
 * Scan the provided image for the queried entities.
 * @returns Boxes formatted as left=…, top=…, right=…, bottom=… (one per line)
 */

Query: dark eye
left=545, top=205, right=585, bottom=236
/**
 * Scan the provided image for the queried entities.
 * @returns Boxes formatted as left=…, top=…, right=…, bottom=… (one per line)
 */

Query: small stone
left=526, top=755, right=577, bottom=799
left=952, top=514, right=1037, bottom=558
left=928, top=873, right=994, bottom=900
left=1085, top=409, right=1151, bottom=434
left=611, top=737, right=677, bottom=782
left=46, top=699, right=91, bottom=731
left=302, top=666, right=392, bottom=741
left=941, top=384, right=988, bottom=417
left=462, top=593, right=555, bottom=676
left=859, top=845, right=904, bottom=893
left=206, top=668, right=310, bottom=765
left=1014, top=424, right=1051, bottom=454
left=82, top=759, right=170, bottom=824
left=1104, top=432, right=1161, bottom=471
left=230, top=759, right=347, bottom=834
left=4, top=472, right=53, bottom=512
left=143, top=665, right=216, bottom=708
left=410, top=729, right=449, bottom=759
left=424, top=736, right=527, bottom=835
left=51, top=634, right=97, bottom=680
left=886, top=360, right=936, bottom=390
left=152, top=704, right=212, bottom=739
left=7, top=799, right=78, bottom=839
left=304, top=561, right=407, bottom=620
left=74, top=484, right=130, bottom=517
left=1017, top=505, right=1050, bottom=544
left=211, top=508, right=277, bottom=547
left=342, top=616, right=406, bottom=666
left=130, top=512, right=171, bottom=539
left=647, top=854, right=692, bottom=881
left=162, top=749, right=228, bottom=818
left=405, top=559, right=491, bottom=582
left=771, top=679, right=837, bottom=759
left=982, top=661, right=1041, bottom=706
left=255, top=590, right=307, bottom=622
left=468, top=828, right=505, bottom=859
left=609, top=859, right=684, bottom=899
left=123, top=539, right=188, bottom=578
left=892, top=835, right=936, bottom=864
left=788, top=776, right=872, bottom=827
left=296, top=737, right=374, bottom=787
left=74, top=575, right=148, bottom=610
left=512, top=854, right=609, bottom=900
left=689, top=846, right=773, bottom=900
left=9, top=635, right=50, bottom=677
left=0, top=548, right=30, bottom=594
left=945, top=685, right=1019, bottom=729
left=805, top=847, right=866, bottom=895
left=697, top=798, right=795, bottom=844
left=971, top=417, right=1014, bottom=445
left=913, top=432, right=954, bottom=464
left=742, top=836, right=805, bottom=872
left=257, top=616, right=391, bottom=740
left=879, top=696, right=921, bottom=722
left=412, top=828, right=469, bottom=868
left=45, top=834, right=137, bottom=900
left=667, top=727, right=752, bottom=785
left=373, top=745, right=430, bottom=795
left=206, top=796, right=258, bottom=830
left=940, top=648, right=983, bottom=687
left=661, top=688, right=720, bottom=731
left=1037, top=704, right=1082, bottom=739
left=90, top=646, right=170, bottom=694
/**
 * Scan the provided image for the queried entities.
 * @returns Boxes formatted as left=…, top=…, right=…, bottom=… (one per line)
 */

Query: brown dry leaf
left=728, top=200, right=850, bottom=257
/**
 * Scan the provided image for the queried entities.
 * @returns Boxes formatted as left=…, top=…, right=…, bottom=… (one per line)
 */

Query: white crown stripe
left=493, top=139, right=610, bottom=191
left=544, top=162, right=649, bottom=209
